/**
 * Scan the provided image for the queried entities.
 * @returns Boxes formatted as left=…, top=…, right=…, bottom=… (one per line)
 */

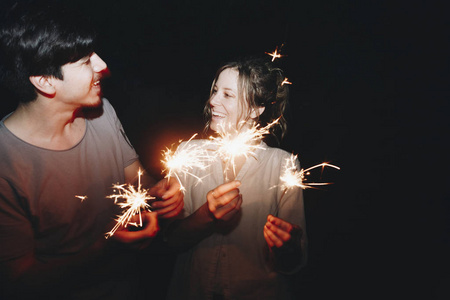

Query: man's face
left=55, top=52, right=107, bottom=108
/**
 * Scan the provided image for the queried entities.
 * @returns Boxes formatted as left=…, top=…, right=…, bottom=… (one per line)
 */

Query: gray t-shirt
left=0, top=99, right=138, bottom=297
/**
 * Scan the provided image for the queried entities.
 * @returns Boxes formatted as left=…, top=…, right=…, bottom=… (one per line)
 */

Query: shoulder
left=102, top=98, right=114, bottom=112
left=260, top=142, right=294, bottom=161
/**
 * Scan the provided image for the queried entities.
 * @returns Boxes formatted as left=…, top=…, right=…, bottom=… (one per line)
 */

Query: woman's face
left=209, top=68, right=244, bottom=133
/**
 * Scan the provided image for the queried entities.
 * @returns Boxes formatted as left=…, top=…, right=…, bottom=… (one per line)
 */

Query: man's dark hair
left=0, top=1, right=97, bottom=103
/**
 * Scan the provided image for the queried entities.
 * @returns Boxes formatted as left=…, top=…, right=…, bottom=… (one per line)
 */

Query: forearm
left=165, top=203, right=216, bottom=250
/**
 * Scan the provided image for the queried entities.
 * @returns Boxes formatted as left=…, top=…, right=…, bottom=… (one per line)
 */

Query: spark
left=75, top=195, right=87, bottom=202
left=280, top=154, right=340, bottom=191
left=275, top=154, right=340, bottom=215
left=105, top=169, right=154, bottom=238
left=281, top=77, right=292, bottom=85
left=161, top=134, right=213, bottom=191
left=207, top=119, right=279, bottom=181
left=265, top=46, right=286, bottom=62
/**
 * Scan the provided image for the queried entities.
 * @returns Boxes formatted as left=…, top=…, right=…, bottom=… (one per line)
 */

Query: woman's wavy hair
left=0, top=1, right=97, bottom=103
left=204, top=57, right=289, bottom=143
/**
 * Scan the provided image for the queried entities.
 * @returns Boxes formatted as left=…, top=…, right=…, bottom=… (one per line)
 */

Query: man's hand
left=112, top=211, right=159, bottom=247
left=149, top=177, right=184, bottom=219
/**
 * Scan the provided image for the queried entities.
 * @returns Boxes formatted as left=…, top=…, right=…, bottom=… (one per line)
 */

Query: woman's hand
left=206, top=180, right=242, bottom=221
left=149, top=177, right=184, bottom=219
left=264, top=214, right=302, bottom=249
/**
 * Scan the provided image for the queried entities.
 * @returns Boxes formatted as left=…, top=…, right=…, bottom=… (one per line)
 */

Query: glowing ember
left=265, top=45, right=286, bottom=62
left=75, top=195, right=87, bottom=202
left=105, top=169, right=154, bottom=238
left=161, top=134, right=213, bottom=191
left=281, top=77, right=292, bottom=85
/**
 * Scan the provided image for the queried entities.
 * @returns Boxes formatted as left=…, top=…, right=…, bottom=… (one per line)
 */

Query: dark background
left=1, top=1, right=449, bottom=299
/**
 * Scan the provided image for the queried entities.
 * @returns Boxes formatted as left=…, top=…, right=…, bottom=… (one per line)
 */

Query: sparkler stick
left=207, top=119, right=279, bottom=181
left=161, top=134, right=214, bottom=191
left=275, top=154, right=340, bottom=215
left=105, top=169, right=154, bottom=238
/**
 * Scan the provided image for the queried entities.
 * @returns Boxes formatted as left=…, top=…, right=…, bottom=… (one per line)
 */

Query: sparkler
left=161, top=134, right=214, bottom=191
left=275, top=154, right=340, bottom=215
left=207, top=119, right=279, bottom=181
left=105, top=169, right=154, bottom=238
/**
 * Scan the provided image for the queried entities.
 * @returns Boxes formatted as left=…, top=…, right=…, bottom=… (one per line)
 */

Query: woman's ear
left=29, top=75, right=56, bottom=97
left=250, top=106, right=265, bottom=118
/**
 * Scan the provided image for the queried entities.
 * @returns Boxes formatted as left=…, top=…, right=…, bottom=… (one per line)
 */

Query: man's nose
left=91, top=53, right=107, bottom=73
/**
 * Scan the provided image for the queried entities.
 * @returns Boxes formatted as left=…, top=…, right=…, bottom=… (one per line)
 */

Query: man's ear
left=29, top=75, right=56, bottom=97
left=250, top=106, right=265, bottom=118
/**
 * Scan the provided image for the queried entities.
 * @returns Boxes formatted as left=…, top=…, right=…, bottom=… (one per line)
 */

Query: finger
left=151, top=193, right=181, bottom=209
left=112, top=212, right=159, bottom=243
left=208, top=180, right=241, bottom=200
left=214, top=194, right=242, bottom=219
left=161, top=177, right=182, bottom=199
left=266, top=221, right=292, bottom=242
left=264, top=224, right=283, bottom=248
left=156, top=196, right=184, bottom=219
left=267, top=215, right=294, bottom=233
left=264, top=228, right=275, bottom=248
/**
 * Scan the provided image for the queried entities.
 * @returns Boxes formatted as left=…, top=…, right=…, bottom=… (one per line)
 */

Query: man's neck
left=4, top=98, right=86, bottom=150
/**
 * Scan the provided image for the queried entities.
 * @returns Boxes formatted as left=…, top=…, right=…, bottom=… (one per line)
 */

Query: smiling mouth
left=212, top=111, right=226, bottom=118
left=92, top=80, right=101, bottom=87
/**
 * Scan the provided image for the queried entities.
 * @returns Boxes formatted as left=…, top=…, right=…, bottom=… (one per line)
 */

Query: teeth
left=92, top=81, right=100, bottom=87
left=212, top=111, right=225, bottom=118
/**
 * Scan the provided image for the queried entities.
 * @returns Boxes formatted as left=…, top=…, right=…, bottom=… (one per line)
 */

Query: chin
left=84, top=97, right=103, bottom=108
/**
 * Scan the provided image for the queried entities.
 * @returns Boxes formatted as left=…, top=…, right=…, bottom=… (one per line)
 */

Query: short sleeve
left=102, top=99, right=139, bottom=168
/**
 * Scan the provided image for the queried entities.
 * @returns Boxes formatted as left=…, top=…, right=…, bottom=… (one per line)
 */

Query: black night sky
left=0, top=1, right=449, bottom=299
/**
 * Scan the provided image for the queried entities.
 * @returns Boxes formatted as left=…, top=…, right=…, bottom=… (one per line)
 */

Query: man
left=0, top=2, right=183, bottom=299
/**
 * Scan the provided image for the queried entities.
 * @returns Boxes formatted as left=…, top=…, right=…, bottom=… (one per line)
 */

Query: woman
left=166, top=58, right=307, bottom=300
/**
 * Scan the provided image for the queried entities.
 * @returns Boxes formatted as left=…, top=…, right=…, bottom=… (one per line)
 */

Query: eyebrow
left=222, top=87, right=236, bottom=92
